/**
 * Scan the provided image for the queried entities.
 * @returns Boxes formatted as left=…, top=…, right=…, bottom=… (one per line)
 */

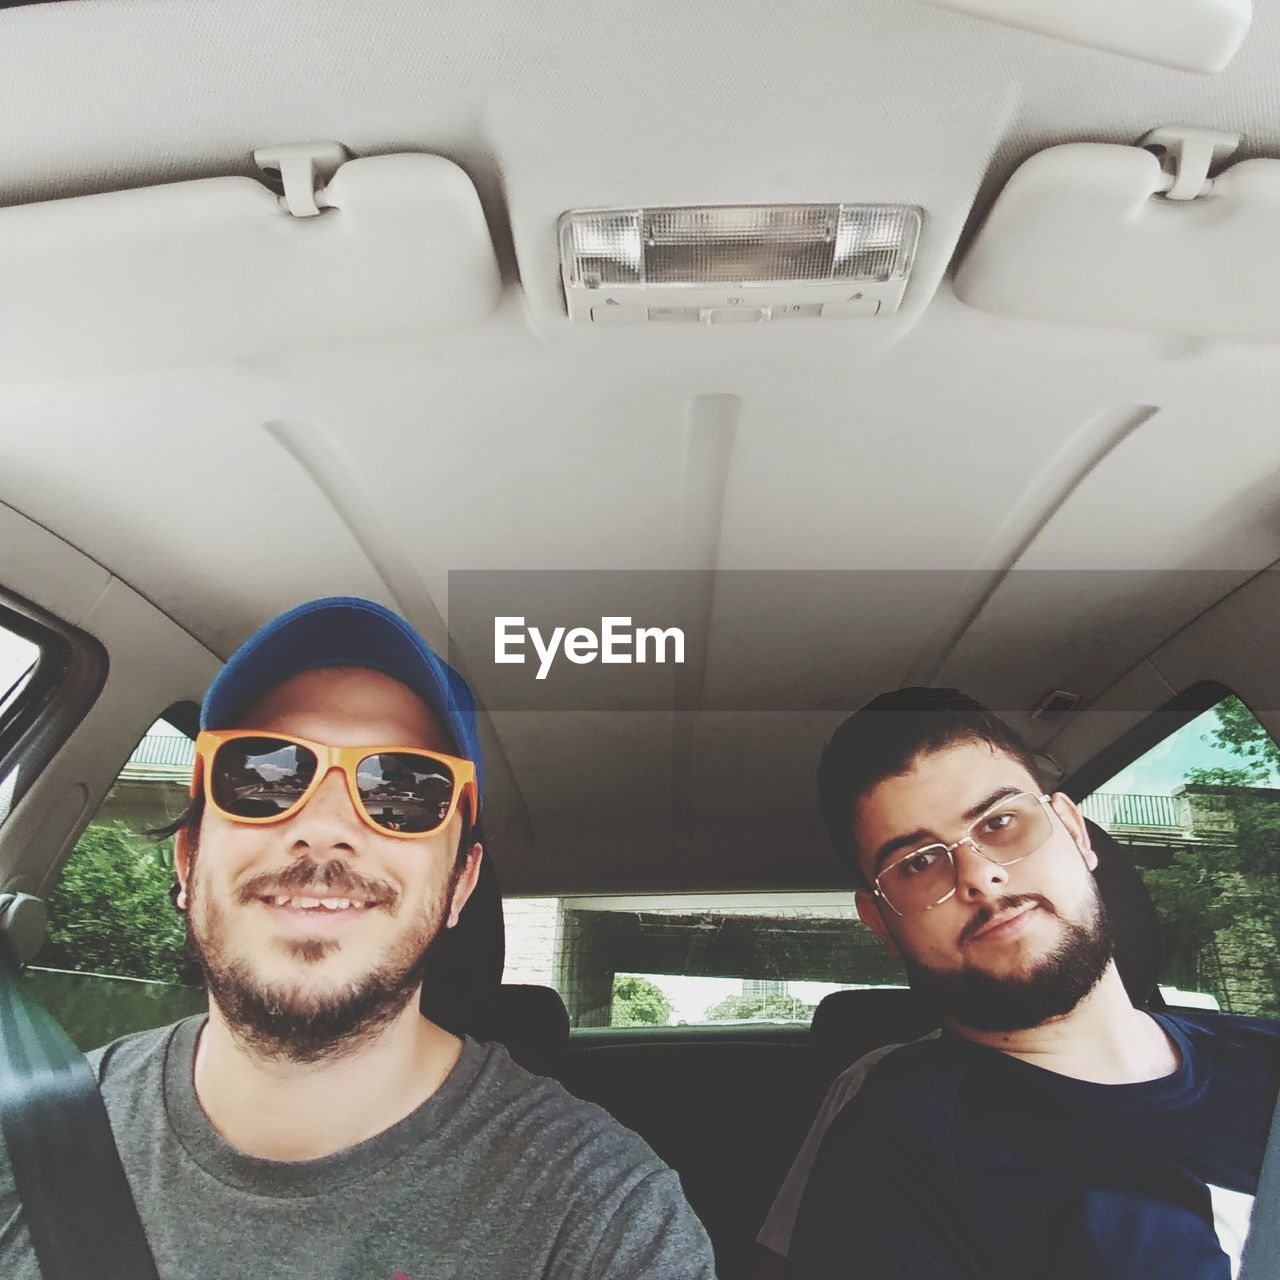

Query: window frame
left=1061, top=680, right=1235, bottom=802
left=1062, top=679, right=1280, bottom=1016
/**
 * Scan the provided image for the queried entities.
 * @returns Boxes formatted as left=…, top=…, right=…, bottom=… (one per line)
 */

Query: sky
left=1102, top=704, right=1280, bottom=796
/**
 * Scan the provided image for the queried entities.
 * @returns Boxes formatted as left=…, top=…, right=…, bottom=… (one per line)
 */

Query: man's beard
left=901, top=888, right=1114, bottom=1032
left=186, top=851, right=459, bottom=1065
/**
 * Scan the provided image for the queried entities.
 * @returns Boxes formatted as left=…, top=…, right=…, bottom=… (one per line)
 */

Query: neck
left=191, top=995, right=463, bottom=1160
left=944, top=964, right=1180, bottom=1084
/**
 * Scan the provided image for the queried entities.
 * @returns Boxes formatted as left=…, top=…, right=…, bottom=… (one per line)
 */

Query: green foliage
left=704, top=991, right=815, bottom=1023
left=1200, top=696, right=1280, bottom=781
left=1140, top=698, right=1280, bottom=1015
left=41, top=821, right=190, bottom=984
left=1142, top=839, right=1240, bottom=979
left=610, top=974, right=673, bottom=1026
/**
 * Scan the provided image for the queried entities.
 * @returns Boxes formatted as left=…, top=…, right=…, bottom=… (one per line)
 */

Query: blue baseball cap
left=201, top=596, right=483, bottom=808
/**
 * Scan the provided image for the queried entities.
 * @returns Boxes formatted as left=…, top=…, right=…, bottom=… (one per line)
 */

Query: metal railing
left=1079, top=792, right=1182, bottom=830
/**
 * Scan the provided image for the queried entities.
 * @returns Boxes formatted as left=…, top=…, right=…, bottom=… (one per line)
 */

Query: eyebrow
left=869, top=785, right=1026, bottom=877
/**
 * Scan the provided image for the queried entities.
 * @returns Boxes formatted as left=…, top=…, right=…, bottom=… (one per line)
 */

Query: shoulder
left=813, top=1030, right=946, bottom=1130
left=1162, top=1010, right=1280, bottom=1062
left=460, top=1040, right=711, bottom=1263
left=463, top=1039, right=670, bottom=1188
left=86, top=1015, right=199, bottom=1118
left=846, top=1030, right=960, bottom=1116
left=816, top=1032, right=963, bottom=1168
left=87, top=1013, right=196, bottom=1077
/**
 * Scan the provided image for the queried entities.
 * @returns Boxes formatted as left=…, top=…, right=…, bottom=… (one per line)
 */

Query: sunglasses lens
left=211, top=737, right=318, bottom=818
left=356, top=752, right=458, bottom=834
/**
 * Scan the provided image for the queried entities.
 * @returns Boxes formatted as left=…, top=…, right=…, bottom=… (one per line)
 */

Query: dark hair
left=816, top=687, right=1042, bottom=889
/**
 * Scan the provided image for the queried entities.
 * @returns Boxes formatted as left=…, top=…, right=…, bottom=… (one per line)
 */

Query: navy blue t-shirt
left=789, top=1013, right=1280, bottom=1280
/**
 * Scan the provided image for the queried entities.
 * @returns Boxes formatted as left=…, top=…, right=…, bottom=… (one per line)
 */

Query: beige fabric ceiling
left=3, top=0, right=1280, bottom=893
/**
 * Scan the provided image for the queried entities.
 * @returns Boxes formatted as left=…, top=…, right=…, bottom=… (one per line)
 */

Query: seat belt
left=1239, top=1081, right=1280, bottom=1280
left=0, top=892, right=160, bottom=1280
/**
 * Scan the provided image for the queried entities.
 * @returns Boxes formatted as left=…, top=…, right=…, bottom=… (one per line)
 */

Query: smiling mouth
left=257, top=895, right=381, bottom=913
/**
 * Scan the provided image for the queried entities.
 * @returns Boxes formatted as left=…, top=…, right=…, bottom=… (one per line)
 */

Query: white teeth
left=262, top=894, right=367, bottom=910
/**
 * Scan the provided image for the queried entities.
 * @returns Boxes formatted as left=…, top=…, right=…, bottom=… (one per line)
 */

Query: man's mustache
left=235, top=857, right=398, bottom=909
left=958, top=893, right=1056, bottom=946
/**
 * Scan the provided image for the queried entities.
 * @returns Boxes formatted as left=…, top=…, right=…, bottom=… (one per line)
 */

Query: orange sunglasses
left=192, top=729, right=478, bottom=840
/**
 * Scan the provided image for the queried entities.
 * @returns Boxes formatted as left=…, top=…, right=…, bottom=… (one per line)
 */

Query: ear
left=173, top=827, right=194, bottom=912
left=1049, top=792, right=1097, bottom=871
left=446, top=843, right=483, bottom=928
left=174, top=827, right=193, bottom=890
left=856, top=889, right=902, bottom=960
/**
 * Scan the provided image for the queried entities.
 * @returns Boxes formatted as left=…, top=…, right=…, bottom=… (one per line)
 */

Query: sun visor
left=953, top=135, right=1280, bottom=343
left=0, top=148, right=502, bottom=381
left=918, top=0, right=1252, bottom=74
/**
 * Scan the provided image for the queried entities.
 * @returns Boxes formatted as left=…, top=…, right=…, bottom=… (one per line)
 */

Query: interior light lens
left=560, top=203, right=921, bottom=290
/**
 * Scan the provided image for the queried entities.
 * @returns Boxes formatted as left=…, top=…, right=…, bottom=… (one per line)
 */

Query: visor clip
left=253, top=141, right=351, bottom=218
left=1140, top=125, right=1241, bottom=202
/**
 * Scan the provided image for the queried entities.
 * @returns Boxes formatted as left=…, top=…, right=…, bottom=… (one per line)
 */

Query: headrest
left=475, top=984, right=572, bottom=1066
left=1086, top=818, right=1163, bottom=1007
left=419, top=849, right=505, bottom=1037
left=810, top=988, right=938, bottom=1073
left=810, top=818, right=1164, bottom=1068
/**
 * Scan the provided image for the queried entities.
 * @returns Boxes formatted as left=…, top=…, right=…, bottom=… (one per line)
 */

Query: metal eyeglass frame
left=872, top=791, right=1057, bottom=917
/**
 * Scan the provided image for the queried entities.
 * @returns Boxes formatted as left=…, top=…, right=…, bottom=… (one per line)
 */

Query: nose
left=953, top=837, right=1010, bottom=901
left=285, top=767, right=365, bottom=851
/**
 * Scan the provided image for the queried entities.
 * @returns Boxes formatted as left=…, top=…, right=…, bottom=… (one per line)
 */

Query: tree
left=610, top=974, right=672, bottom=1026
left=1139, top=697, right=1280, bottom=1015
left=704, top=991, right=815, bottom=1023
left=1199, top=696, right=1280, bottom=780
left=40, top=821, right=190, bottom=984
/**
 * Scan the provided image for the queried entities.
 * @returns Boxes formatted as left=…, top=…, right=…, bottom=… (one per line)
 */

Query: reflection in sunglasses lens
left=211, top=737, right=317, bottom=818
left=357, top=752, right=456, bottom=833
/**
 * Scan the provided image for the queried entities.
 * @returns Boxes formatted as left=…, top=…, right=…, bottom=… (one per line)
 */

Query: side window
left=0, top=624, right=41, bottom=819
left=31, top=713, right=205, bottom=1049
left=0, top=627, right=40, bottom=724
left=1080, top=694, right=1280, bottom=1017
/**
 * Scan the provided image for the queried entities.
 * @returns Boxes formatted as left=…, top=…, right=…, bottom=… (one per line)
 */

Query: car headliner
left=2, top=0, right=1279, bottom=897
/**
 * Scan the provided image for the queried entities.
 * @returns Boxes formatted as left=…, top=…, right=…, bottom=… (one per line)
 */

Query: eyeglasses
left=192, top=730, right=477, bottom=840
left=872, top=791, right=1056, bottom=916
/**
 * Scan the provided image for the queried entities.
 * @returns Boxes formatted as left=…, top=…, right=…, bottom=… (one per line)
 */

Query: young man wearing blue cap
left=0, top=598, right=717, bottom=1279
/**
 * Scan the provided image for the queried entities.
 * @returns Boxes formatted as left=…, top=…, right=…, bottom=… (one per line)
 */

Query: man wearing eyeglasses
left=774, top=687, right=1279, bottom=1280
left=0, top=597, right=716, bottom=1279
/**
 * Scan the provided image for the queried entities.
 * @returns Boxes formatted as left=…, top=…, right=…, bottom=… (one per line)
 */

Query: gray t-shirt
left=0, top=1015, right=717, bottom=1279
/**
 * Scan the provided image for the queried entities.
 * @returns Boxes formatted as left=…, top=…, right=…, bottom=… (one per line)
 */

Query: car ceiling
left=3, top=0, right=1280, bottom=896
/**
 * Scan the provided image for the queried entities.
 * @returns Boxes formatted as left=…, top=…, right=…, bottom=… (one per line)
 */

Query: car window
left=504, top=892, right=906, bottom=1029
left=0, top=619, right=41, bottom=821
left=1079, top=693, right=1280, bottom=1017
left=29, top=713, right=204, bottom=1050
left=0, top=626, right=39, bottom=721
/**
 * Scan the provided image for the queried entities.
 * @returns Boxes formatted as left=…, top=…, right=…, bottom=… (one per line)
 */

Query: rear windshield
left=503, top=892, right=907, bottom=1030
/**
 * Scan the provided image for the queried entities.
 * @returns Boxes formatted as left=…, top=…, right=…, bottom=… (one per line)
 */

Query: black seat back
left=418, top=852, right=570, bottom=1068
left=419, top=850, right=505, bottom=1036
left=473, top=984, right=571, bottom=1072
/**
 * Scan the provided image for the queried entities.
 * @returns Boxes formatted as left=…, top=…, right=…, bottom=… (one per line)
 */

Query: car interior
left=2, top=1, right=1280, bottom=1277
